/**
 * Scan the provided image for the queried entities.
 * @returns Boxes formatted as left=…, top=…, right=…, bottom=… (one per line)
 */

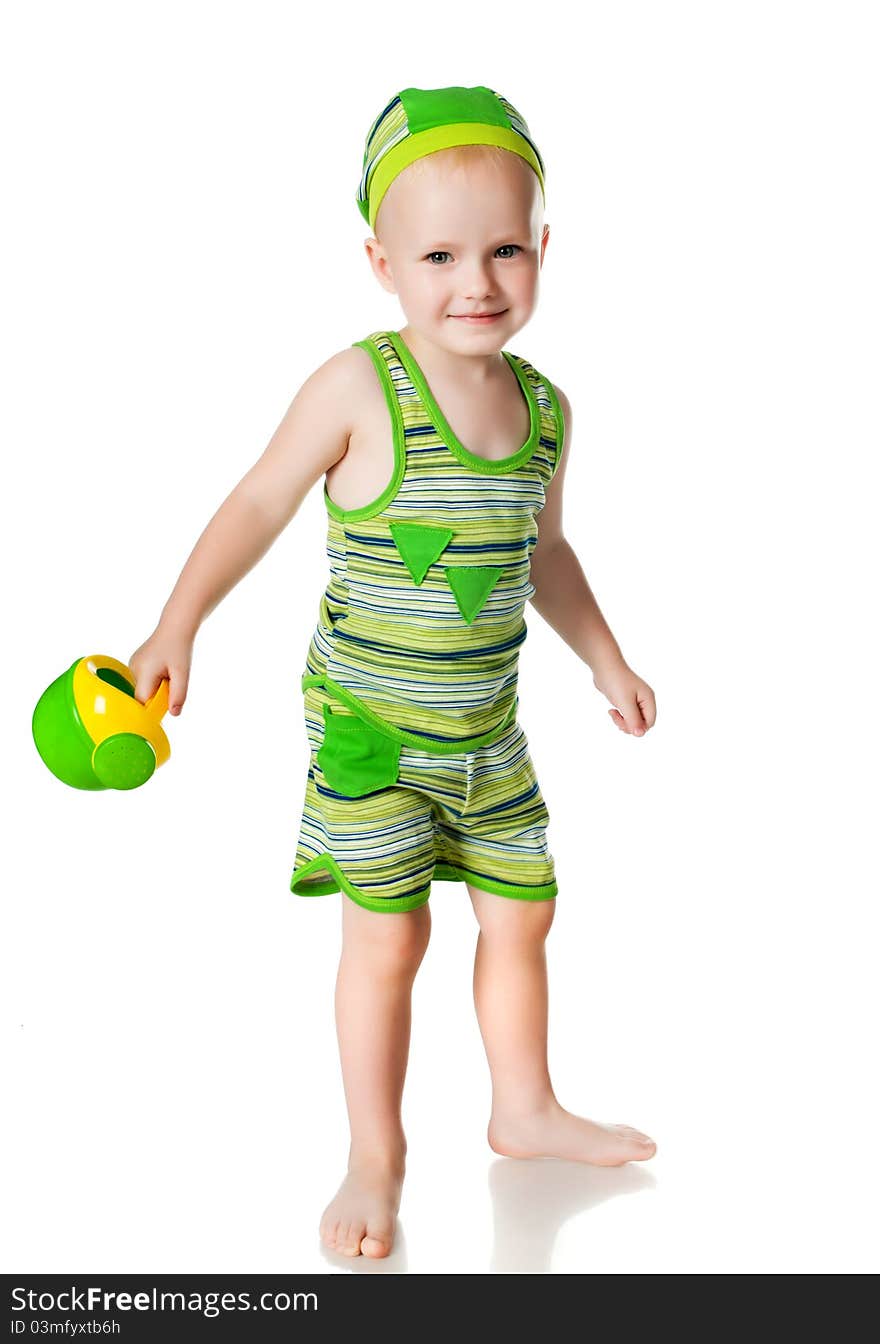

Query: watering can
left=32, top=654, right=171, bottom=791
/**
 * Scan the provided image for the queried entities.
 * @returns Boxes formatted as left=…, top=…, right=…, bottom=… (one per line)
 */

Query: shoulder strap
left=354, top=330, right=435, bottom=438
left=505, top=351, right=565, bottom=483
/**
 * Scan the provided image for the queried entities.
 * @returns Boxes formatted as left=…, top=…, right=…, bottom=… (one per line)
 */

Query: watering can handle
left=143, top=678, right=170, bottom=721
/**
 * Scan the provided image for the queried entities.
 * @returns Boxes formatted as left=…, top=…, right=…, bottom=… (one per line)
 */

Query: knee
left=344, top=902, right=431, bottom=977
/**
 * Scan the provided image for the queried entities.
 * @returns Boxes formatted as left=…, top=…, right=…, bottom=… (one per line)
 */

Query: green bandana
left=356, top=85, right=546, bottom=231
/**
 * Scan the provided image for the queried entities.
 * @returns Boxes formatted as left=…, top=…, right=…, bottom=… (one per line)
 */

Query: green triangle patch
left=389, top=521, right=454, bottom=584
left=445, top=567, right=505, bottom=624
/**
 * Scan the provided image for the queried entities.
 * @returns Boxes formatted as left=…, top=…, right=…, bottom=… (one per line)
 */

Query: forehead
left=377, top=151, right=542, bottom=241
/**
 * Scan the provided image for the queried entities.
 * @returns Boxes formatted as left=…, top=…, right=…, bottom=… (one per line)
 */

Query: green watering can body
left=33, top=654, right=171, bottom=791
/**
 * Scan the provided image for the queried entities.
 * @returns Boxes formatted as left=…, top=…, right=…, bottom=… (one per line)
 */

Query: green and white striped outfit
left=290, top=329, right=564, bottom=913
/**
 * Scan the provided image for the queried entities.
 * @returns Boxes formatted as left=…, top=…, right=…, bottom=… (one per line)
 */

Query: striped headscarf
left=357, top=85, right=546, bottom=232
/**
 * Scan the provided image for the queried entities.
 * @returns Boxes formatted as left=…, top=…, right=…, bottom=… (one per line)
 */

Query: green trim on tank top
left=386, top=330, right=542, bottom=475
left=301, top=673, right=519, bottom=754
left=543, top=376, right=565, bottom=481
left=322, top=338, right=407, bottom=523
left=322, top=330, right=546, bottom=522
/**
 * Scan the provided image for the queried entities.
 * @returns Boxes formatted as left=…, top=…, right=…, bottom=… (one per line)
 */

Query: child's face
left=366, top=151, right=548, bottom=351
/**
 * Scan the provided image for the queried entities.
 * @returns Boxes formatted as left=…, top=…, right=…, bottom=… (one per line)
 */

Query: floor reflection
left=489, top=1157, right=656, bottom=1273
left=314, top=1156, right=655, bottom=1273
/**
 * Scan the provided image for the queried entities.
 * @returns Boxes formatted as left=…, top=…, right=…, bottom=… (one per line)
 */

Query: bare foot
left=489, top=1100, right=657, bottom=1167
left=319, top=1156, right=405, bottom=1258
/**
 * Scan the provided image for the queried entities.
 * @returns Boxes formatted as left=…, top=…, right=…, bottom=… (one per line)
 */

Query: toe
left=616, top=1125, right=653, bottom=1143
left=341, top=1221, right=366, bottom=1256
left=617, top=1126, right=657, bottom=1156
left=361, top=1213, right=394, bottom=1258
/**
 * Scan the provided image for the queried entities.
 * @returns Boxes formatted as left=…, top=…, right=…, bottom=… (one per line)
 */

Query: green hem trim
left=387, top=330, right=541, bottom=475
left=289, top=855, right=556, bottom=910
left=543, top=377, right=565, bottom=482
left=322, top=338, right=407, bottom=522
left=290, top=853, right=431, bottom=913
left=434, top=862, right=557, bottom=900
left=302, top=673, right=518, bottom=755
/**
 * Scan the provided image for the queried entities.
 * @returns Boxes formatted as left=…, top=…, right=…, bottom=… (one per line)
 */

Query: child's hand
left=128, top=622, right=194, bottom=717
left=593, top=660, right=656, bottom=737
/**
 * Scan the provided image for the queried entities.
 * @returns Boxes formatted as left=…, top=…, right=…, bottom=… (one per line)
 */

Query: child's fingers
left=133, top=672, right=161, bottom=706
left=638, top=686, right=657, bottom=728
left=608, top=704, right=647, bottom=736
left=169, top=666, right=189, bottom=716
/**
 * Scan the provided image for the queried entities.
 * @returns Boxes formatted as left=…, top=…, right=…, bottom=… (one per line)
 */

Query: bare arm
left=158, top=348, right=357, bottom=639
left=128, top=347, right=359, bottom=713
left=529, top=386, right=623, bottom=671
left=529, top=385, right=656, bottom=737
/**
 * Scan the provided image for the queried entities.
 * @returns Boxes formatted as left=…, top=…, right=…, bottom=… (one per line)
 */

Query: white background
left=3, top=0, right=878, bottom=1275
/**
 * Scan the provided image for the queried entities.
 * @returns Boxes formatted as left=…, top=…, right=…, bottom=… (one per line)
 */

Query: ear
left=540, top=224, right=550, bottom=266
left=364, top=237, right=397, bottom=295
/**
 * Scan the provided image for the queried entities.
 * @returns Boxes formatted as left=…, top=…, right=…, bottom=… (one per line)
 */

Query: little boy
left=130, top=84, right=657, bottom=1261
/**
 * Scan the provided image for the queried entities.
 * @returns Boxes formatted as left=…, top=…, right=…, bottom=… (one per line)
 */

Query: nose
left=460, top=259, right=494, bottom=300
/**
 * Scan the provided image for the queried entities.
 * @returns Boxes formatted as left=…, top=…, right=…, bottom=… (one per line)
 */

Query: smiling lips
left=451, top=311, right=506, bottom=322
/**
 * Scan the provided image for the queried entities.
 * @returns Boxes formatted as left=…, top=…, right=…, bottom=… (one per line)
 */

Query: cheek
left=399, top=264, right=434, bottom=297
left=410, top=267, right=451, bottom=308
left=508, top=264, right=539, bottom=301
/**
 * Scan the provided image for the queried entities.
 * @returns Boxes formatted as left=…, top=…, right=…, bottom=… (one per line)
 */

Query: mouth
left=450, top=310, right=507, bottom=323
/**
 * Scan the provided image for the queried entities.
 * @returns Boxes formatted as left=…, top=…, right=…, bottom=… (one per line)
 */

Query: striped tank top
left=301, top=329, right=564, bottom=755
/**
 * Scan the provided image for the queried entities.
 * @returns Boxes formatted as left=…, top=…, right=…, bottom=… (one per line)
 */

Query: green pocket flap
left=316, top=706, right=401, bottom=797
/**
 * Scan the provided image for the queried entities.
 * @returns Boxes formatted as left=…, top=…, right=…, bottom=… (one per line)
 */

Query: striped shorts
left=290, top=684, right=557, bottom=913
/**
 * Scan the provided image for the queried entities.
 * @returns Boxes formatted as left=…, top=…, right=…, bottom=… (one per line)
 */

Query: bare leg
left=468, top=886, right=656, bottom=1166
left=319, top=895, right=431, bottom=1257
